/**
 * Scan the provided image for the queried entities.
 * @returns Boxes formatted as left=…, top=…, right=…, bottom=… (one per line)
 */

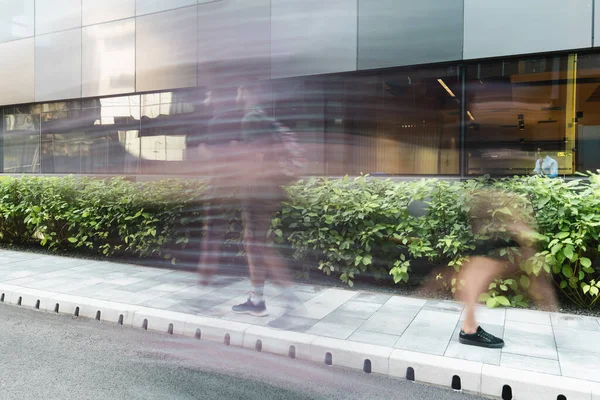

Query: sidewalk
left=0, top=249, right=599, bottom=399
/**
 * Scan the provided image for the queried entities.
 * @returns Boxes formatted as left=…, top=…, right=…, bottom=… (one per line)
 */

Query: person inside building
left=533, top=147, right=559, bottom=178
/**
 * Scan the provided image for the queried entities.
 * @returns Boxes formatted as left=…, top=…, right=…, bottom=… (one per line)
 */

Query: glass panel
left=272, top=65, right=461, bottom=176
left=358, top=0, right=463, bottom=70
left=135, top=0, right=196, bottom=16
left=197, top=0, right=271, bottom=85
left=140, top=88, right=205, bottom=174
left=272, top=78, right=326, bottom=175
left=40, top=96, right=141, bottom=174
left=35, top=0, right=81, bottom=35
left=82, top=0, right=135, bottom=26
left=575, top=53, right=600, bottom=174
left=34, top=29, right=82, bottom=102
left=0, top=38, right=34, bottom=106
left=465, top=54, right=572, bottom=177
left=136, top=6, right=198, bottom=92
left=2, top=106, right=40, bottom=173
left=271, top=0, right=357, bottom=78
left=0, top=0, right=34, bottom=44
left=82, top=19, right=135, bottom=97
left=464, top=0, right=591, bottom=60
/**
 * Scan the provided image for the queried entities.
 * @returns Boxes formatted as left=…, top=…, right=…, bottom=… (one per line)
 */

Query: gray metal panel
left=0, top=38, right=34, bottom=105
left=464, top=0, right=592, bottom=59
left=136, top=6, right=198, bottom=92
left=135, top=0, right=196, bottom=16
left=35, top=0, right=82, bottom=35
left=596, top=0, right=600, bottom=47
left=271, top=0, right=357, bottom=79
left=82, top=0, right=135, bottom=26
left=197, top=0, right=271, bottom=85
left=358, top=0, right=463, bottom=70
left=0, top=0, right=34, bottom=44
left=35, top=29, right=82, bottom=102
left=82, top=19, right=136, bottom=97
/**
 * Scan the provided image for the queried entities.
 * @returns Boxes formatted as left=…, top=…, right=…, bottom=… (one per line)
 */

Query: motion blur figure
left=457, top=186, right=557, bottom=348
left=196, top=79, right=300, bottom=317
left=196, top=86, right=244, bottom=285
left=231, top=82, right=298, bottom=317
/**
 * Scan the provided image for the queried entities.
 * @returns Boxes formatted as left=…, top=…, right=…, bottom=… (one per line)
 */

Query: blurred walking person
left=231, top=82, right=305, bottom=316
left=457, top=186, right=557, bottom=348
left=196, top=86, right=244, bottom=285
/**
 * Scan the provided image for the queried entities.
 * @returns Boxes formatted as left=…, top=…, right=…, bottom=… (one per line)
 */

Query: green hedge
left=277, top=174, right=600, bottom=309
left=0, top=174, right=599, bottom=309
left=0, top=176, right=205, bottom=262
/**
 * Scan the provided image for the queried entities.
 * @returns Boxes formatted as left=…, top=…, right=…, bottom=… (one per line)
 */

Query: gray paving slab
left=132, top=269, right=175, bottom=279
left=95, top=289, right=164, bottom=305
left=25, top=278, right=75, bottom=290
left=551, top=313, right=600, bottom=331
left=554, top=326, right=600, bottom=353
left=353, top=292, right=392, bottom=304
left=2, top=249, right=600, bottom=385
left=500, top=353, right=561, bottom=375
left=347, top=330, right=400, bottom=347
left=195, top=289, right=248, bottom=304
left=222, top=306, right=288, bottom=326
left=267, top=314, right=320, bottom=332
left=506, top=308, right=551, bottom=326
left=0, top=270, right=38, bottom=281
left=378, top=295, right=427, bottom=312
left=167, top=302, right=213, bottom=315
left=394, top=310, right=459, bottom=355
left=287, top=288, right=357, bottom=319
left=330, top=300, right=382, bottom=320
left=116, top=279, right=165, bottom=293
left=423, top=299, right=464, bottom=314
left=292, top=284, right=327, bottom=294
left=168, top=285, right=216, bottom=300
left=557, top=348, right=600, bottom=382
left=268, top=290, right=320, bottom=307
left=66, top=282, right=118, bottom=296
left=445, top=341, right=501, bottom=365
left=104, top=277, right=147, bottom=286
left=150, top=283, right=196, bottom=292
left=360, top=307, right=421, bottom=336
left=139, top=296, right=183, bottom=310
left=502, top=320, right=558, bottom=360
left=2, top=276, right=43, bottom=286
left=71, top=277, right=105, bottom=286
left=306, top=314, right=365, bottom=339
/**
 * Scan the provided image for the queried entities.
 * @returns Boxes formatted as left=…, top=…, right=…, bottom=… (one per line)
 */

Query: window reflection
left=3, top=55, right=600, bottom=177
left=2, top=106, right=40, bottom=173
left=575, top=53, right=600, bottom=174
left=300, top=66, right=461, bottom=176
left=465, top=55, right=573, bottom=176
left=140, top=87, right=204, bottom=174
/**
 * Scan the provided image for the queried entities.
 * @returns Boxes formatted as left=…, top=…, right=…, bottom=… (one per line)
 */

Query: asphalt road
left=0, top=303, right=485, bottom=400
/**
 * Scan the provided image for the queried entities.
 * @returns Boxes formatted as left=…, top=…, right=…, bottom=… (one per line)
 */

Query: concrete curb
left=0, top=283, right=596, bottom=399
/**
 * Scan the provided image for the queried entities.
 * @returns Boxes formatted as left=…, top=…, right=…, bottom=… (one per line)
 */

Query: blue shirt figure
left=533, top=148, right=558, bottom=178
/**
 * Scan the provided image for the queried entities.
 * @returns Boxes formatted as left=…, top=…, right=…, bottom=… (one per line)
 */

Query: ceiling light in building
left=467, top=111, right=475, bottom=121
left=437, top=79, right=455, bottom=98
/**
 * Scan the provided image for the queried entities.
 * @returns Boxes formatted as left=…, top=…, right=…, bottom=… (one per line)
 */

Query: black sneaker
left=232, top=298, right=268, bottom=317
left=459, top=326, right=504, bottom=349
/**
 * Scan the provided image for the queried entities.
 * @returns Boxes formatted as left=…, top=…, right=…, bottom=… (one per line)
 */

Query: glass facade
left=1, top=89, right=206, bottom=175
left=2, top=51, right=600, bottom=177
